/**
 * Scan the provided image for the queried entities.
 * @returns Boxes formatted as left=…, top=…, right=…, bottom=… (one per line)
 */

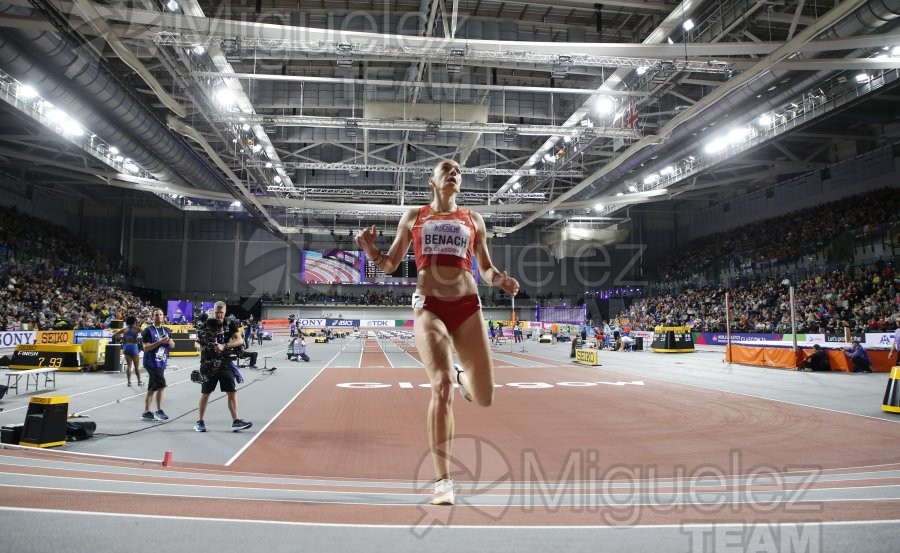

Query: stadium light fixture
left=17, top=84, right=37, bottom=99
left=595, top=96, right=615, bottom=115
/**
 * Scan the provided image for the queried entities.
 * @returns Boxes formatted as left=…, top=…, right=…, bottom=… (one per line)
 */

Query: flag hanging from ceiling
left=626, top=99, right=639, bottom=129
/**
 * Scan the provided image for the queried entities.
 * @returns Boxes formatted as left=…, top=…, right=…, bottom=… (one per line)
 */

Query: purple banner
left=694, top=333, right=782, bottom=346
left=167, top=300, right=193, bottom=324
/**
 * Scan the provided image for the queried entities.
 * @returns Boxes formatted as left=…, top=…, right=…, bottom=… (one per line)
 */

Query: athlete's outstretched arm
left=355, top=208, right=416, bottom=274
left=470, top=211, right=519, bottom=296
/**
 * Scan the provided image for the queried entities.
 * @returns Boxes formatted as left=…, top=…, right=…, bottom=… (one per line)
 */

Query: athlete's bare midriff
left=416, top=265, right=478, bottom=299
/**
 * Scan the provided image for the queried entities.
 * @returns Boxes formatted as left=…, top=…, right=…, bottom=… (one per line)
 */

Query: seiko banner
left=294, top=319, right=326, bottom=327
left=35, top=330, right=74, bottom=345
left=0, top=331, right=36, bottom=348
left=326, top=319, right=360, bottom=327
left=361, top=320, right=392, bottom=327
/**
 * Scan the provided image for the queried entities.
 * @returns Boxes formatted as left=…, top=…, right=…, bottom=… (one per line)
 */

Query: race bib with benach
left=421, top=219, right=471, bottom=257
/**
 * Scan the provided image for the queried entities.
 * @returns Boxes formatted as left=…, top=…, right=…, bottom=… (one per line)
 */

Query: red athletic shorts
left=412, top=293, right=481, bottom=334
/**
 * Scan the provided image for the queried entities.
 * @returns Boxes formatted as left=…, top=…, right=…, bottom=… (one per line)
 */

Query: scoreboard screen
left=363, top=254, right=416, bottom=281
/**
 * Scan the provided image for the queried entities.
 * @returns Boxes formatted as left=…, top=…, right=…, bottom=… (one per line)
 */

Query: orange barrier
left=726, top=345, right=799, bottom=369
left=726, top=344, right=893, bottom=372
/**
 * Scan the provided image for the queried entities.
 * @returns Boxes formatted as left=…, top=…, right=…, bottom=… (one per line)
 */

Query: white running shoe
left=454, top=364, right=473, bottom=403
left=430, top=478, right=455, bottom=506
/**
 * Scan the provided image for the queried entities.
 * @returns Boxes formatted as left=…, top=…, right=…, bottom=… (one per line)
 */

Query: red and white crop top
left=411, top=205, right=476, bottom=271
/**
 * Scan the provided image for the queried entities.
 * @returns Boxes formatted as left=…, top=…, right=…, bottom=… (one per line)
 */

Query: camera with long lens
left=193, top=312, right=244, bottom=383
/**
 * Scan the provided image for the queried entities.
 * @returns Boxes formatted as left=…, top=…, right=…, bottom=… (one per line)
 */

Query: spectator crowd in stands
left=621, top=262, right=898, bottom=334
left=0, top=205, right=153, bottom=331
left=2, top=181, right=896, bottom=337
left=657, top=188, right=899, bottom=281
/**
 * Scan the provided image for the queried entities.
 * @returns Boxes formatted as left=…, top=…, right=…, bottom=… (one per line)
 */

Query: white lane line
left=224, top=343, right=344, bottom=466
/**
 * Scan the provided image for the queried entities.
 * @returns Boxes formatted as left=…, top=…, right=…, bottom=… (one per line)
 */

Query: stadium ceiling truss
left=0, top=0, right=898, bottom=238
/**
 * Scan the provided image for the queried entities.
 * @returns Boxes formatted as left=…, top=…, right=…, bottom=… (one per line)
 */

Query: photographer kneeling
left=192, top=301, right=253, bottom=433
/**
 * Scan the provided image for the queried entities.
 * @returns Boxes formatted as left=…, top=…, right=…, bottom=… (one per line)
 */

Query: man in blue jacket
left=844, top=340, right=872, bottom=373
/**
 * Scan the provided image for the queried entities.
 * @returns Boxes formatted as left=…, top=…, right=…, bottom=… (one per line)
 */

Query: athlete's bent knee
left=475, top=389, right=493, bottom=408
left=432, top=379, right=453, bottom=404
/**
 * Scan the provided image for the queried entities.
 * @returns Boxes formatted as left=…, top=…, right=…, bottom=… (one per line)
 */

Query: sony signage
left=294, top=318, right=326, bottom=327
left=326, top=319, right=360, bottom=327
left=0, top=331, right=36, bottom=347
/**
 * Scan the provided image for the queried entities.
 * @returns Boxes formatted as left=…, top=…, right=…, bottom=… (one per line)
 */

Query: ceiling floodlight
left=682, top=19, right=695, bottom=32
left=594, top=203, right=604, bottom=211
left=726, top=127, right=748, bottom=143
left=215, top=87, right=236, bottom=107
left=221, top=38, right=241, bottom=63
left=705, top=140, right=727, bottom=154
left=855, top=73, right=870, bottom=83
left=18, top=84, right=37, bottom=99
left=60, top=117, right=83, bottom=136
left=758, top=114, right=773, bottom=126
left=447, top=48, right=465, bottom=73
left=595, top=96, right=615, bottom=115
left=345, top=120, right=359, bottom=138
left=550, top=65, right=569, bottom=79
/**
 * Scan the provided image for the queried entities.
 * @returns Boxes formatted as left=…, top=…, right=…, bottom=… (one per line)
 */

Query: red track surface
left=3, top=348, right=899, bottom=526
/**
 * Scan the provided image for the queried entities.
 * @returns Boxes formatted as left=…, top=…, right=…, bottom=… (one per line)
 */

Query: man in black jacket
left=800, top=344, right=830, bottom=372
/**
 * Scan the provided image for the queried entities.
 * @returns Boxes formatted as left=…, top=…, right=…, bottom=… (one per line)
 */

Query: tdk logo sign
left=362, top=320, right=391, bottom=327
